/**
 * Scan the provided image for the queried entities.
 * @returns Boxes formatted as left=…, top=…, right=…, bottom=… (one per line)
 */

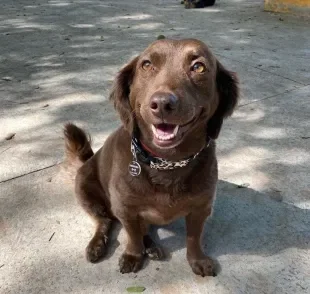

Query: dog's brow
left=183, top=46, right=206, bottom=58
left=185, top=50, right=207, bottom=63
left=187, top=53, right=201, bottom=61
left=149, top=51, right=166, bottom=64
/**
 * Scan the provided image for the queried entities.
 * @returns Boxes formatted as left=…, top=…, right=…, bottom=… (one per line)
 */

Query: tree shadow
left=1, top=0, right=309, bottom=183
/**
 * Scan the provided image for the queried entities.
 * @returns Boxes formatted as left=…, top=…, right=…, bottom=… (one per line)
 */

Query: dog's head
left=110, top=39, right=238, bottom=158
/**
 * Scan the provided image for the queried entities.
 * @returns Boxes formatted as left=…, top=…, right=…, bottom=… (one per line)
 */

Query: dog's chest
left=139, top=192, right=192, bottom=225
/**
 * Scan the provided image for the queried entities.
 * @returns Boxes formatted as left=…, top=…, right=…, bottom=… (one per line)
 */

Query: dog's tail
left=64, top=123, right=94, bottom=170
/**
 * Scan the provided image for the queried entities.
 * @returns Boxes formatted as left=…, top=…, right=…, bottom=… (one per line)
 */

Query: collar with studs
left=130, top=135, right=212, bottom=171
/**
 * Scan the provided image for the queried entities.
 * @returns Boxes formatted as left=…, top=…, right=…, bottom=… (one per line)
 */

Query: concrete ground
left=0, top=0, right=309, bottom=293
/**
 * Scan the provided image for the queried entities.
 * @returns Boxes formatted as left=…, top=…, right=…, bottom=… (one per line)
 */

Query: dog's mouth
left=151, top=124, right=179, bottom=141
left=150, top=115, right=198, bottom=148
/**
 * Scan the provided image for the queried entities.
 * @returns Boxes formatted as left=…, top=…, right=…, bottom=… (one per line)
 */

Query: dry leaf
left=5, top=133, right=16, bottom=140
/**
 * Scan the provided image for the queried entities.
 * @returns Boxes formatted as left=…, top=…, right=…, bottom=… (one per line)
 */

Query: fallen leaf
left=2, top=76, right=12, bottom=81
left=157, top=35, right=166, bottom=40
left=5, top=133, right=15, bottom=140
left=301, top=136, right=310, bottom=139
left=126, top=286, right=146, bottom=293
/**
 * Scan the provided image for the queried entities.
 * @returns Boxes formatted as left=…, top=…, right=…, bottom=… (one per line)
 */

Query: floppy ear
left=207, top=60, right=239, bottom=139
left=109, top=56, right=139, bottom=133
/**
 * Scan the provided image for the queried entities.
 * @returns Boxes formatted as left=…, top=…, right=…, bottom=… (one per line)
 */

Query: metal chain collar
left=130, top=137, right=211, bottom=171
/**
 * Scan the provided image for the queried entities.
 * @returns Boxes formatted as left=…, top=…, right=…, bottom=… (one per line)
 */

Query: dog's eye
left=192, top=62, right=206, bottom=73
left=142, top=60, right=152, bottom=71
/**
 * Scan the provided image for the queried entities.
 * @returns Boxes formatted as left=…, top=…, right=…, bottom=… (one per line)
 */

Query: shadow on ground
left=156, top=180, right=310, bottom=256
left=1, top=173, right=309, bottom=293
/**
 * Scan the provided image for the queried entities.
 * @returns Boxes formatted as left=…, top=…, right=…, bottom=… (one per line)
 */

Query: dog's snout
left=150, top=92, right=179, bottom=116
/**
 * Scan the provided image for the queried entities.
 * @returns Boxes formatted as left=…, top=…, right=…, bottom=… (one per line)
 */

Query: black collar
left=130, top=136, right=211, bottom=170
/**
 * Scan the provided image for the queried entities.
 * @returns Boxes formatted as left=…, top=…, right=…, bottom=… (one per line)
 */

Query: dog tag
left=128, top=161, right=141, bottom=176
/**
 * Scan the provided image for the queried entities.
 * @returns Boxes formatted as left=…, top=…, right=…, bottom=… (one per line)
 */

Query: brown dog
left=64, top=39, right=238, bottom=277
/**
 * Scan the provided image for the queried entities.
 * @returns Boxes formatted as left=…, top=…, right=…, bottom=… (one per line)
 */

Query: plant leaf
left=126, top=286, right=146, bottom=293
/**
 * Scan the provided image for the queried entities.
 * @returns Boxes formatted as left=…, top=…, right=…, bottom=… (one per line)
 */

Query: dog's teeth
left=152, top=124, right=178, bottom=141
left=173, top=125, right=179, bottom=136
left=151, top=125, right=157, bottom=135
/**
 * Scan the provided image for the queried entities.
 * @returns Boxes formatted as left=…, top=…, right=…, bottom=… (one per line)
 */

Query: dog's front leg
left=119, top=218, right=145, bottom=273
left=186, top=207, right=217, bottom=277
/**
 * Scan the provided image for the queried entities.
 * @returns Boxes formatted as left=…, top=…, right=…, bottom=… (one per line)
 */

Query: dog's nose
left=150, top=92, right=179, bottom=116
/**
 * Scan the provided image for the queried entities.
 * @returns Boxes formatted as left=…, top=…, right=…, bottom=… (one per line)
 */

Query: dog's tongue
left=155, top=124, right=175, bottom=136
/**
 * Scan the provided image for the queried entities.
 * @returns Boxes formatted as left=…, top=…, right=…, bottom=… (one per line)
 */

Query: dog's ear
left=207, top=60, right=239, bottom=139
left=109, top=56, right=139, bottom=133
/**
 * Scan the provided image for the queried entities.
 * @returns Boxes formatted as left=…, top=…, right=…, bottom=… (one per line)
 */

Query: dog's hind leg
left=64, top=123, right=113, bottom=262
left=75, top=172, right=114, bottom=263
left=140, top=222, right=165, bottom=260
left=143, top=234, right=165, bottom=260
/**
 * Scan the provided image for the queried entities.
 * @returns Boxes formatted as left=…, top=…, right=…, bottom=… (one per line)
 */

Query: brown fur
left=64, top=39, right=239, bottom=276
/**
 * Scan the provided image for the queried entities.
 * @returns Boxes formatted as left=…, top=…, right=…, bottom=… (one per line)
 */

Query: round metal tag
left=128, top=161, right=141, bottom=177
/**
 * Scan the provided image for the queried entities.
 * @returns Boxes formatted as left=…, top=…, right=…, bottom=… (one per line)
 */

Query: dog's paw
left=188, top=256, right=217, bottom=277
left=119, top=253, right=144, bottom=274
left=86, top=237, right=107, bottom=263
left=143, top=235, right=165, bottom=260
left=145, top=245, right=165, bottom=260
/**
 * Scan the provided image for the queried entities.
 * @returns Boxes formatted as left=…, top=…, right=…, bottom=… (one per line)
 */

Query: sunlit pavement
left=1, top=1, right=309, bottom=293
